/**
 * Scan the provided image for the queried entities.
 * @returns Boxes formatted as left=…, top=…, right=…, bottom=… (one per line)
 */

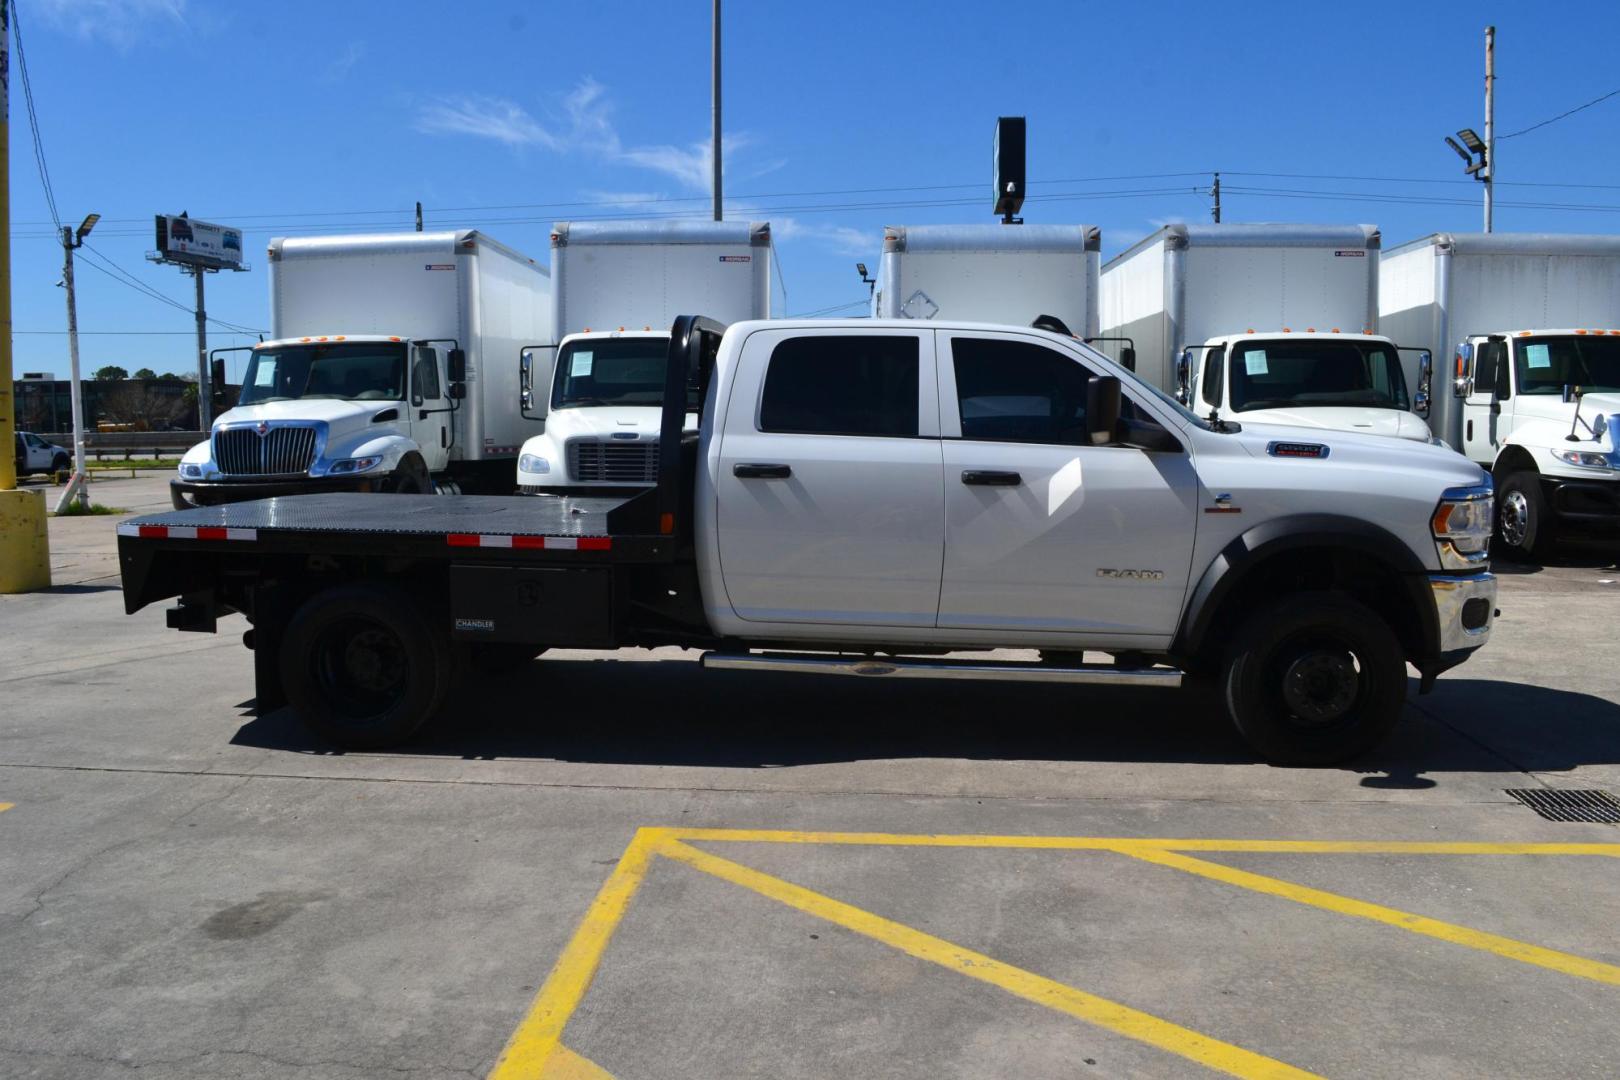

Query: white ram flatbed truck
left=1379, top=232, right=1620, bottom=556
left=1098, top=223, right=1434, bottom=440
left=872, top=223, right=1102, bottom=340
left=172, top=230, right=551, bottom=508
left=515, top=220, right=770, bottom=494
left=119, top=315, right=1498, bottom=765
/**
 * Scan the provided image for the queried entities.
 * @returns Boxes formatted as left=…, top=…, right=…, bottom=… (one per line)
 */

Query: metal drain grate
left=1505, top=789, right=1620, bottom=824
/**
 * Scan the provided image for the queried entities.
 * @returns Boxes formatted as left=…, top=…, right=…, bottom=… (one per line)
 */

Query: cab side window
left=1201, top=347, right=1225, bottom=409
left=951, top=337, right=1094, bottom=445
left=413, top=347, right=442, bottom=402
left=760, top=335, right=919, bottom=437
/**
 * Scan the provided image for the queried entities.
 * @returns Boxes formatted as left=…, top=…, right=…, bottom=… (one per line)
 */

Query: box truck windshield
left=551, top=338, right=698, bottom=410
left=1228, top=341, right=1410, bottom=413
left=1516, top=335, right=1620, bottom=395
left=239, top=342, right=407, bottom=405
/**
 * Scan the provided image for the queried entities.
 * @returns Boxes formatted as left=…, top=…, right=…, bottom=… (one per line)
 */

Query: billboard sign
left=154, top=214, right=244, bottom=269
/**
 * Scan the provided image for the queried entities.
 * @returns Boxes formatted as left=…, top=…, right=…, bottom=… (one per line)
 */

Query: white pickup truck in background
left=120, top=315, right=1498, bottom=766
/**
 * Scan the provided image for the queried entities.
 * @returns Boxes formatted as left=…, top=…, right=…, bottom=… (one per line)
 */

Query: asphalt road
left=2, top=474, right=1618, bottom=1078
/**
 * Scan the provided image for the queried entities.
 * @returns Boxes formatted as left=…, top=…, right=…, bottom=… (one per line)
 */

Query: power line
left=77, top=243, right=267, bottom=334
left=11, top=0, right=60, bottom=231
left=1498, top=87, right=1620, bottom=140
left=787, top=298, right=870, bottom=318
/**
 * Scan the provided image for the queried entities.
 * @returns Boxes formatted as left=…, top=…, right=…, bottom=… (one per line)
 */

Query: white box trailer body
left=269, top=230, right=551, bottom=463
left=516, top=221, right=770, bottom=493
left=873, top=224, right=1101, bottom=339
left=1100, top=223, right=1381, bottom=392
left=1378, top=232, right=1620, bottom=449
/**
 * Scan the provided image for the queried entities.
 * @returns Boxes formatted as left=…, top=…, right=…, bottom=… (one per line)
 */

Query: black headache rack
left=117, top=315, right=731, bottom=616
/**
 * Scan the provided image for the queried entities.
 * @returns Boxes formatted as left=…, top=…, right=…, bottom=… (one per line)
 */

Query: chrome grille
left=214, top=425, right=319, bottom=477
left=567, top=438, right=659, bottom=483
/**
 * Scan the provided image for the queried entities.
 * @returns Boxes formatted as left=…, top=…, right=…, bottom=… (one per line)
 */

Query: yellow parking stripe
left=1117, top=845, right=1620, bottom=987
left=666, top=829, right=1620, bottom=857
left=488, top=828, right=666, bottom=1079
left=537, top=1044, right=616, bottom=1080
left=659, top=837, right=1321, bottom=1080
left=0, top=803, right=12, bottom=813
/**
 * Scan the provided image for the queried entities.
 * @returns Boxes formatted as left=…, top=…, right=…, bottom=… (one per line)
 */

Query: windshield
left=552, top=337, right=695, bottom=410
left=238, top=343, right=406, bottom=405
left=1515, top=335, right=1620, bottom=395
left=1228, top=341, right=1410, bottom=412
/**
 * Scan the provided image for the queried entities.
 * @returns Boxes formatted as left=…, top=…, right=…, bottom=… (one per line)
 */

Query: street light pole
left=55, top=222, right=88, bottom=510
left=711, top=0, right=722, bottom=221
left=193, top=267, right=210, bottom=428
left=1483, top=25, right=1495, bottom=232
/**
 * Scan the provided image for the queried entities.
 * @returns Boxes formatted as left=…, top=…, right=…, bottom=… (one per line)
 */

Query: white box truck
left=173, top=231, right=551, bottom=507
left=872, top=224, right=1101, bottom=341
left=1380, top=232, right=1620, bottom=555
left=516, top=220, right=770, bottom=493
left=1099, top=223, right=1433, bottom=442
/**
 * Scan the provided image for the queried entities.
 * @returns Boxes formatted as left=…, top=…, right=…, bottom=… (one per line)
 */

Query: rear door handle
left=734, top=463, right=792, bottom=479
left=961, top=470, right=1021, bottom=487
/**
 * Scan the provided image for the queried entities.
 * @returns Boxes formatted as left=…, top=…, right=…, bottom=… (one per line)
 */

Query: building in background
left=11, top=374, right=240, bottom=434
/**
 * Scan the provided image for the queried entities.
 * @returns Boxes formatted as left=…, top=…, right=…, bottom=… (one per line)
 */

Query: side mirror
left=1174, top=349, right=1193, bottom=404
left=449, top=383, right=467, bottom=400
left=519, top=350, right=534, bottom=411
left=209, top=356, right=226, bottom=392
left=1121, top=346, right=1137, bottom=373
left=1416, top=351, right=1432, bottom=418
left=447, top=348, right=467, bottom=384
left=1452, top=343, right=1472, bottom=398
left=1086, top=375, right=1122, bottom=446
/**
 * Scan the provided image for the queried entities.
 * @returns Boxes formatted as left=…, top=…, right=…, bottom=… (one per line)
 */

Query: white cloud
left=36, top=0, right=187, bottom=49
left=415, top=95, right=562, bottom=149
left=322, top=41, right=366, bottom=83
left=770, top=218, right=875, bottom=258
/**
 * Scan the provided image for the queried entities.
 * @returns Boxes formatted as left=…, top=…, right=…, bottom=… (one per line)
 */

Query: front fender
left=312, top=432, right=419, bottom=477
left=1498, top=421, right=1614, bottom=481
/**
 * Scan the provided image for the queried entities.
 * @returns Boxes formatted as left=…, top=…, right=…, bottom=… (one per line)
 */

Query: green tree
left=132, top=367, right=158, bottom=380
left=93, top=365, right=129, bottom=381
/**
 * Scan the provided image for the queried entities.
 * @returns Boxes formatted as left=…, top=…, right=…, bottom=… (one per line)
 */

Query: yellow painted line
left=659, top=837, right=1321, bottom=1079
left=666, top=828, right=1620, bottom=857
left=488, top=828, right=666, bottom=1080
left=538, top=1043, right=616, bottom=1080
left=1117, top=845, right=1620, bottom=987
left=0, top=803, right=12, bottom=813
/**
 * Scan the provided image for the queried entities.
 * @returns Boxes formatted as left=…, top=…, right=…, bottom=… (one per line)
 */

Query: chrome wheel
left=1499, top=490, right=1530, bottom=548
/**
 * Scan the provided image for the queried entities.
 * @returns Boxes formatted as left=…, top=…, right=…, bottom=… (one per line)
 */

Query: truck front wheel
left=280, top=583, right=450, bottom=749
left=1495, top=470, right=1551, bottom=559
left=1222, top=594, right=1405, bottom=765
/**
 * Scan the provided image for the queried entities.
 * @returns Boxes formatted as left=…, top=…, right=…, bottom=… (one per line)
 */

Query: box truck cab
left=516, top=220, right=770, bottom=494
left=174, top=231, right=550, bottom=508
left=1454, top=329, right=1620, bottom=555
left=1174, top=330, right=1434, bottom=442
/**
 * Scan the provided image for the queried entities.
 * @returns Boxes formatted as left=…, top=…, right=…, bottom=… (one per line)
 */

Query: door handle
left=734, top=463, right=792, bottom=479
left=961, top=470, right=1022, bottom=486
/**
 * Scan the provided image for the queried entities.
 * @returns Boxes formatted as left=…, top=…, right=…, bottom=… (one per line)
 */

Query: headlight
left=180, top=463, right=203, bottom=479
left=1432, top=482, right=1493, bottom=570
left=329, top=456, right=383, bottom=475
left=1550, top=447, right=1615, bottom=470
left=518, top=453, right=550, bottom=474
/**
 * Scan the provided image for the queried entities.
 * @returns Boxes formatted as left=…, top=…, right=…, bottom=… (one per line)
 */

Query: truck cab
left=1175, top=331, right=1434, bottom=442
left=1455, top=329, right=1620, bottom=555
left=515, top=329, right=697, bottom=494
left=14, top=431, right=70, bottom=478
left=174, top=335, right=464, bottom=507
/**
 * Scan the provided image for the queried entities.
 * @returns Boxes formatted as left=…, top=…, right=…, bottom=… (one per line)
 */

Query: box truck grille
left=214, top=426, right=319, bottom=477
left=568, top=439, right=659, bottom=484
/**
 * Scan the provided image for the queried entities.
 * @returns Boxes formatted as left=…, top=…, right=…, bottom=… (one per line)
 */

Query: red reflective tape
left=138, top=525, right=168, bottom=539
left=197, top=526, right=228, bottom=541
left=512, top=535, right=547, bottom=549
left=446, top=533, right=480, bottom=547
left=578, top=537, right=612, bottom=551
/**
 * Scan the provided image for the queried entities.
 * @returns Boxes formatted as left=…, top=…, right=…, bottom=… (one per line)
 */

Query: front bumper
left=1541, top=475, right=1620, bottom=541
left=1419, top=571, right=1497, bottom=687
left=171, top=476, right=383, bottom=509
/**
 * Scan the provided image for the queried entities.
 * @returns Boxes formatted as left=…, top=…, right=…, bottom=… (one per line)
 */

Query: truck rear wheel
left=1222, top=594, right=1405, bottom=765
left=1495, top=470, right=1551, bottom=560
left=280, top=583, right=450, bottom=749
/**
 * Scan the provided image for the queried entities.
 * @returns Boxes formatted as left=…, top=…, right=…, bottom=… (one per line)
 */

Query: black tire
left=389, top=468, right=426, bottom=495
left=1222, top=593, right=1406, bottom=766
left=279, top=582, right=450, bottom=749
left=1495, top=469, right=1552, bottom=560
left=51, top=453, right=70, bottom=474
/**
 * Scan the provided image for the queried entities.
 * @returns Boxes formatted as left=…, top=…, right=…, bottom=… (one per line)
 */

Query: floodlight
left=856, top=263, right=868, bottom=277
left=76, top=213, right=101, bottom=242
left=1444, top=137, right=1472, bottom=165
left=1457, top=128, right=1486, bottom=154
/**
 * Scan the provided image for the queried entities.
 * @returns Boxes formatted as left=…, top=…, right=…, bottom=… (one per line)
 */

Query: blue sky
left=11, top=0, right=1620, bottom=379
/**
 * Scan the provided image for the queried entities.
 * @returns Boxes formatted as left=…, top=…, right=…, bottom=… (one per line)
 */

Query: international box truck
left=871, top=224, right=1101, bottom=341
left=1099, top=224, right=1434, bottom=443
left=1379, top=232, right=1620, bottom=555
left=516, top=220, right=770, bottom=493
left=173, top=231, right=551, bottom=507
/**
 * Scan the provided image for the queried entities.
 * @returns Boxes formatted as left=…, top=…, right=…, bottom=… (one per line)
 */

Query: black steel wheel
left=1495, top=470, right=1551, bottom=560
left=280, top=583, right=450, bottom=749
left=1222, top=593, right=1406, bottom=765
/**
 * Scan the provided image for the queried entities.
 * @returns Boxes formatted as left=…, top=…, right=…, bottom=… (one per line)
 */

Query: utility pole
left=1483, top=25, right=1495, bottom=232
left=193, top=267, right=211, bottom=429
left=1211, top=172, right=1221, bottom=224
left=711, top=0, right=722, bottom=221
left=415, top=201, right=423, bottom=232
left=55, top=214, right=99, bottom=512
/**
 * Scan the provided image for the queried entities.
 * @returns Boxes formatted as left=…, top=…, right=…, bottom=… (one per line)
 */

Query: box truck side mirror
left=446, top=348, right=466, bottom=384
left=1121, top=346, right=1137, bottom=373
left=1416, top=351, right=1432, bottom=418
left=1174, top=349, right=1193, bottom=404
left=519, top=351, right=533, bottom=410
left=210, top=357, right=226, bottom=398
left=1452, top=342, right=1473, bottom=398
left=448, top=383, right=467, bottom=401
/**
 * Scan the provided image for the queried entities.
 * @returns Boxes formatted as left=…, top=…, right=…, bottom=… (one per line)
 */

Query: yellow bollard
left=0, top=488, right=51, bottom=593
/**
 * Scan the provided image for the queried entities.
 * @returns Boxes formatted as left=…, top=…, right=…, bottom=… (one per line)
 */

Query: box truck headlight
left=180, top=463, right=203, bottom=479
left=329, top=456, right=383, bottom=475
left=1432, top=484, right=1493, bottom=569
left=1550, top=447, right=1615, bottom=470
left=519, top=453, right=551, bottom=475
